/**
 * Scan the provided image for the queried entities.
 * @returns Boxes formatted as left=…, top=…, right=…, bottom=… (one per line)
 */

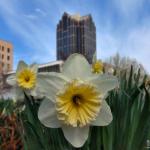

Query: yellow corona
left=17, top=68, right=36, bottom=89
left=56, top=80, right=101, bottom=127
left=92, top=61, right=103, bottom=74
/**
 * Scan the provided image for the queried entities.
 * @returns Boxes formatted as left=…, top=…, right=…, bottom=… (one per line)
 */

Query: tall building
left=0, top=39, right=13, bottom=73
left=57, top=12, right=96, bottom=63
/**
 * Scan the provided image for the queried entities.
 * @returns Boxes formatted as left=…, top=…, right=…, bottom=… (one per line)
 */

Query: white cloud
left=0, top=0, right=56, bottom=67
left=97, top=32, right=119, bottom=58
left=0, top=0, right=149, bottom=74
left=122, top=22, right=150, bottom=73
left=97, top=19, right=150, bottom=73
left=35, top=8, right=47, bottom=16
left=23, top=14, right=37, bottom=20
left=113, top=0, right=145, bottom=17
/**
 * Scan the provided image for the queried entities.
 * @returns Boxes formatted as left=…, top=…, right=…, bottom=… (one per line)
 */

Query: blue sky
left=0, top=0, right=150, bottom=72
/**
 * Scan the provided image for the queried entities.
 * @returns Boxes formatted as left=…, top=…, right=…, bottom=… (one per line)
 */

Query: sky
left=0, top=0, right=150, bottom=72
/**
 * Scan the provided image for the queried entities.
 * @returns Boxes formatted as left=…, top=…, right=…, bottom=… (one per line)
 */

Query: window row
left=0, top=46, right=11, bottom=53
left=0, top=63, right=11, bottom=69
left=0, top=54, right=10, bottom=60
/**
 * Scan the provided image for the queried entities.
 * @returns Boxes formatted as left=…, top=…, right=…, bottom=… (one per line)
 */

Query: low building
left=0, top=39, right=13, bottom=74
left=38, top=60, right=63, bottom=72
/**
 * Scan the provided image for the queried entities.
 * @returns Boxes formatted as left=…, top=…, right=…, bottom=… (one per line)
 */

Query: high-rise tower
left=56, top=12, right=96, bottom=63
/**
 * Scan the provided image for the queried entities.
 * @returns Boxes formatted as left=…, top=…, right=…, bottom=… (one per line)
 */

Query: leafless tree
left=106, top=52, right=147, bottom=75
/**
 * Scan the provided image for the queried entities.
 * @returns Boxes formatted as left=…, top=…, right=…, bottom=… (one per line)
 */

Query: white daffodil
left=38, top=53, right=118, bottom=148
left=7, top=61, right=42, bottom=101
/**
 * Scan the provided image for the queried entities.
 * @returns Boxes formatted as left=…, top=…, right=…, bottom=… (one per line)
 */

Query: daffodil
left=38, top=54, right=118, bottom=147
left=7, top=61, right=42, bottom=101
left=92, top=60, right=103, bottom=74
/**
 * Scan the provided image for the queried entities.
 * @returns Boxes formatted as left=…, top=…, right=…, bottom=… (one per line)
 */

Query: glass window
left=63, top=38, right=67, bottom=46
left=7, top=64, right=10, bottom=69
left=7, top=56, right=10, bottom=60
left=63, top=15, right=67, bottom=30
left=2, top=46, right=4, bottom=51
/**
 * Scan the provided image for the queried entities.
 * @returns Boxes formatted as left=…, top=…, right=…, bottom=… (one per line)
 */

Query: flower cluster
left=7, top=54, right=118, bottom=147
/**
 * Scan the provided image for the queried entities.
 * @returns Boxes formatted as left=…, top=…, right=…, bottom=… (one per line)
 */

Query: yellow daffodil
left=92, top=60, right=103, bottom=74
left=38, top=54, right=118, bottom=148
left=16, top=68, right=36, bottom=89
left=7, top=61, right=42, bottom=100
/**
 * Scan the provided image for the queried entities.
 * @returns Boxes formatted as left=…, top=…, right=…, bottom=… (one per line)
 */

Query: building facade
left=57, top=12, right=96, bottom=63
left=0, top=39, right=13, bottom=74
left=38, top=60, right=63, bottom=72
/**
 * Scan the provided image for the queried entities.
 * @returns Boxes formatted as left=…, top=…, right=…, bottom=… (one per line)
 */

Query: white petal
left=30, top=86, right=44, bottom=99
left=91, top=100, right=112, bottom=126
left=62, top=125, right=89, bottom=147
left=29, top=88, right=37, bottom=97
left=7, top=74, right=16, bottom=86
left=89, top=74, right=118, bottom=94
left=37, top=72, right=69, bottom=102
left=16, top=61, right=28, bottom=73
left=30, top=63, right=39, bottom=73
left=38, top=98, right=61, bottom=128
left=11, top=87, right=24, bottom=101
left=62, top=53, right=92, bottom=80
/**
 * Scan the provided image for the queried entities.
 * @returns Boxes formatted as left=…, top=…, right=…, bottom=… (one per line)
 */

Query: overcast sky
left=0, top=0, right=150, bottom=72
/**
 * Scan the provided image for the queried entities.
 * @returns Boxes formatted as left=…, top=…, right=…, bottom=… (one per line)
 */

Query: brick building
left=0, top=39, right=13, bottom=74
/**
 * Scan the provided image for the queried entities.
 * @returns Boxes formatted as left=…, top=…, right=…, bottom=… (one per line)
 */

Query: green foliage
left=1, top=66, right=150, bottom=150
left=21, top=95, right=74, bottom=150
left=0, top=99, right=15, bottom=115
left=102, top=66, right=150, bottom=150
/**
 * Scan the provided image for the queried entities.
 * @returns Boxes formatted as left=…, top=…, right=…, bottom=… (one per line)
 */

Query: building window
left=7, top=64, right=10, bottom=70
left=7, top=56, right=10, bottom=60
left=2, top=46, right=4, bottom=51
left=7, top=48, right=10, bottom=53
left=2, top=54, right=4, bottom=59
left=63, top=15, right=67, bottom=30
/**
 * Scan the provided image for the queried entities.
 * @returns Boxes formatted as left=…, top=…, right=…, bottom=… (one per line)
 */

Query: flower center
left=56, top=80, right=101, bottom=127
left=17, top=68, right=36, bottom=89
left=25, top=76, right=30, bottom=82
left=72, top=94, right=82, bottom=106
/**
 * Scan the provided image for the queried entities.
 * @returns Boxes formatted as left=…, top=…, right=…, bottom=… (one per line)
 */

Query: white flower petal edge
left=11, top=86, right=24, bottom=101
left=62, top=53, right=92, bottom=80
left=37, top=72, right=69, bottom=102
left=38, top=98, right=61, bottom=128
left=89, top=74, right=118, bottom=94
left=62, top=125, right=89, bottom=147
left=91, top=100, right=112, bottom=126
left=29, top=86, right=43, bottom=98
left=16, top=61, right=28, bottom=73
left=30, top=63, right=39, bottom=73
left=7, top=74, right=16, bottom=86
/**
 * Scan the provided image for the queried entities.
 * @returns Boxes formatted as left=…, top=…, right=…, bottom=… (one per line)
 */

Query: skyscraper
left=57, top=12, right=96, bottom=63
left=0, top=39, right=13, bottom=74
